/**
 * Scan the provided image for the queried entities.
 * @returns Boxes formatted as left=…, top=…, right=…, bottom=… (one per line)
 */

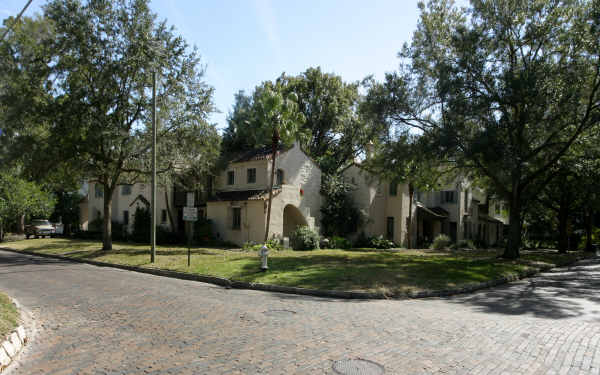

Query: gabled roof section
left=207, top=188, right=282, bottom=202
left=230, top=144, right=291, bottom=164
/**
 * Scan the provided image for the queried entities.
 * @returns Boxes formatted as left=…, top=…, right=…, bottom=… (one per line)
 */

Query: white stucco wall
left=216, top=159, right=270, bottom=191
left=207, top=200, right=265, bottom=245
left=86, top=182, right=176, bottom=233
left=207, top=142, right=322, bottom=246
left=342, top=165, right=414, bottom=246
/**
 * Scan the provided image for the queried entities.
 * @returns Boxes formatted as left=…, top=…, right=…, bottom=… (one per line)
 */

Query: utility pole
left=151, top=71, right=157, bottom=263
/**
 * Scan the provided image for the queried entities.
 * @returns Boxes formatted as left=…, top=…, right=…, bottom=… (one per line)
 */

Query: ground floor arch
left=283, top=204, right=308, bottom=238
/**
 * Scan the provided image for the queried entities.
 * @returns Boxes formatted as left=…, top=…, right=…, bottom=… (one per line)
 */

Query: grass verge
left=0, top=292, right=18, bottom=339
left=3, top=238, right=593, bottom=296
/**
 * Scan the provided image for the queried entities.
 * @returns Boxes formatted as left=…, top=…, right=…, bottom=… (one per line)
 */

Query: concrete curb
left=0, top=298, right=28, bottom=373
left=0, top=247, right=593, bottom=300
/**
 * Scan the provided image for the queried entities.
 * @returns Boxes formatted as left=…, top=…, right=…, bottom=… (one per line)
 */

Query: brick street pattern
left=1, top=250, right=599, bottom=374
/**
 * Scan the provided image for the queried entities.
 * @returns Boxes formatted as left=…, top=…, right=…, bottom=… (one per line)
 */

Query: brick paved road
left=1, top=249, right=600, bottom=375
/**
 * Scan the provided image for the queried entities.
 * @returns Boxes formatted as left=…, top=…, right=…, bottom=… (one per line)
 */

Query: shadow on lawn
left=450, top=258, right=600, bottom=320
left=233, top=252, right=516, bottom=292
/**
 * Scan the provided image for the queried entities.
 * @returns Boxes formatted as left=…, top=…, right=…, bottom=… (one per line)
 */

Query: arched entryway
left=283, top=204, right=308, bottom=237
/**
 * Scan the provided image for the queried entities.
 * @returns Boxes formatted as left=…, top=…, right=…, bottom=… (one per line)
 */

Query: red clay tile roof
left=230, top=144, right=291, bottom=163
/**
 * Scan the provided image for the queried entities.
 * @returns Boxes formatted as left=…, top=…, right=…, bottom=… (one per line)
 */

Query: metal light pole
left=151, top=71, right=157, bottom=263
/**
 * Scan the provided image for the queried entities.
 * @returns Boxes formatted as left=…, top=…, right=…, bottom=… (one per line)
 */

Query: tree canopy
left=367, top=0, right=600, bottom=258
left=1, top=0, right=220, bottom=250
left=223, top=67, right=377, bottom=174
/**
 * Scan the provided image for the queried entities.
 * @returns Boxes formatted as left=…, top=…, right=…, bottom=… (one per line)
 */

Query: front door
left=386, top=217, right=394, bottom=240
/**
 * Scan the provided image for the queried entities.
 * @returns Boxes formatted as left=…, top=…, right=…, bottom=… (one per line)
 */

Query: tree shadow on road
left=449, top=259, right=600, bottom=320
left=0, top=250, right=72, bottom=274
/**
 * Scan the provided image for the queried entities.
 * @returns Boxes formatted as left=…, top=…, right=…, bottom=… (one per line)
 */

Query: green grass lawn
left=3, top=238, right=591, bottom=296
left=0, top=292, right=19, bottom=339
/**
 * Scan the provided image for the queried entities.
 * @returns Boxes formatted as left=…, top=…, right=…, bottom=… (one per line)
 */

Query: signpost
left=183, top=202, right=198, bottom=267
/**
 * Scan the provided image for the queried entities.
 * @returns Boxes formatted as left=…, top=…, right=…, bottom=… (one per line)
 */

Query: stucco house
left=80, top=181, right=178, bottom=234
left=206, top=141, right=321, bottom=246
left=342, top=164, right=416, bottom=247
left=415, top=180, right=507, bottom=247
left=342, top=165, right=507, bottom=248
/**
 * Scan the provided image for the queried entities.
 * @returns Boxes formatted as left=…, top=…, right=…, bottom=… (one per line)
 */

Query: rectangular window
left=232, top=207, right=241, bottom=230
left=389, top=182, right=397, bottom=196
left=247, top=168, right=256, bottom=183
left=161, top=209, right=167, bottom=223
left=442, top=191, right=455, bottom=203
left=386, top=217, right=394, bottom=240
left=227, top=171, right=235, bottom=185
left=123, top=210, right=129, bottom=226
left=95, top=184, right=104, bottom=198
left=276, top=169, right=284, bottom=186
left=464, top=190, right=469, bottom=212
left=121, top=184, right=132, bottom=196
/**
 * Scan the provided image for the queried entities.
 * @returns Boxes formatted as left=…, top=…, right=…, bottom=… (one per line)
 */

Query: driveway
left=1, top=249, right=599, bottom=374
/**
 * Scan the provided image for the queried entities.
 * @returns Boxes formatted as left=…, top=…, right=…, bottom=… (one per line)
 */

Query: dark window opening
left=247, top=168, right=256, bottom=183
left=276, top=169, right=284, bottom=186
left=123, top=210, right=129, bottom=226
left=389, top=182, right=397, bottom=196
left=232, top=207, right=241, bottom=230
left=161, top=209, right=167, bottom=223
left=121, top=185, right=132, bottom=196
left=227, top=171, right=235, bottom=185
left=442, top=191, right=455, bottom=203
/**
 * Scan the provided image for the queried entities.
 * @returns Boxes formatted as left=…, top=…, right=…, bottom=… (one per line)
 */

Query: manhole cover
left=332, top=359, right=384, bottom=375
left=262, top=309, right=296, bottom=317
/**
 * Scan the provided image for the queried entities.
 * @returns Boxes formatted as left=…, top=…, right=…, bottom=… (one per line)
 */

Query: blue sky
left=0, top=1, right=456, bottom=130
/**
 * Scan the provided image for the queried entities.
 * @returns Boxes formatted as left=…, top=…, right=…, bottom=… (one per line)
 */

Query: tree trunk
left=557, top=191, right=569, bottom=253
left=264, top=129, right=280, bottom=243
left=18, top=214, right=25, bottom=234
left=503, top=191, right=522, bottom=259
left=164, top=189, right=175, bottom=232
left=406, top=183, right=414, bottom=249
left=102, top=184, right=113, bottom=251
left=0, top=220, right=4, bottom=242
left=585, top=207, right=594, bottom=252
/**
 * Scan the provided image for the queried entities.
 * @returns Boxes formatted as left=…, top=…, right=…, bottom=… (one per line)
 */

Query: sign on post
left=183, top=207, right=198, bottom=222
left=186, top=192, right=195, bottom=208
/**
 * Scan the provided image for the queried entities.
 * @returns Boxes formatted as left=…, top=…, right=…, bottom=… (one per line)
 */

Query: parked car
left=25, top=219, right=56, bottom=239
left=52, top=222, right=64, bottom=235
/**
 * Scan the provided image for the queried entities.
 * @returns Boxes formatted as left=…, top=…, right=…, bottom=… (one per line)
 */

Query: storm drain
left=262, top=309, right=297, bottom=317
left=332, top=359, right=384, bottom=375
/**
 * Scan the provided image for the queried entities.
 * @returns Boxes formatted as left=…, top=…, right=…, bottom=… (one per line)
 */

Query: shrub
left=331, top=236, right=352, bottom=249
left=193, top=218, right=213, bottom=245
left=430, top=234, right=452, bottom=250
left=457, top=239, right=476, bottom=250
left=290, top=225, right=320, bottom=251
left=111, top=220, right=128, bottom=242
left=370, top=235, right=395, bottom=249
left=353, top=232, right=371, bottom=248
left=88, top=216, right=103, bottom=232
left=132, top=206, right=151, bottom=243
left=157, top=226, right=180, bottom=245
left=242, top=237, right=282, bottom=251
left=320, top=174, right=363, bottom=237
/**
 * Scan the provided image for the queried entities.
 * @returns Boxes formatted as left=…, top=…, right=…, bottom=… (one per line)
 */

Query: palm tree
left=254, top=87, right=303, bottom=243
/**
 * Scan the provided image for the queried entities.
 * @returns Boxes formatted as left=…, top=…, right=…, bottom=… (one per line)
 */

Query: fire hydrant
left=259, top=245, right=269, bottom=272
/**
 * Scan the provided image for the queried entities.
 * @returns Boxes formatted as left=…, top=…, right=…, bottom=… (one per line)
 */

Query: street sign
left=186, top=192, right=195, bottom=207
left=183, top=207, right=198, bottom=222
